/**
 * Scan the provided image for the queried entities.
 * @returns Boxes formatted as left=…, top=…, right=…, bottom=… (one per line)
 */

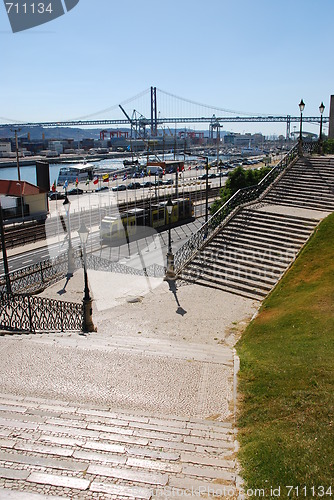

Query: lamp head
left=319, top=102, right=325, bottom=115
left=78, top=220, right=89, bottom=245
left=299, top=99, right=305, bottom=113
left=166, top=196, right=173, bottom=215
left=63, top=195, right=70, bottom=214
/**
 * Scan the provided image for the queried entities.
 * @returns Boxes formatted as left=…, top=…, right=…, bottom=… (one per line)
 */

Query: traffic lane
left=0, top=217, right=204, bottom=275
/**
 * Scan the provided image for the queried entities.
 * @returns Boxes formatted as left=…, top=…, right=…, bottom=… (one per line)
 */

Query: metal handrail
left=174, top=142, right=317, bottom=273
left=0, top=292, right=83, bottom=333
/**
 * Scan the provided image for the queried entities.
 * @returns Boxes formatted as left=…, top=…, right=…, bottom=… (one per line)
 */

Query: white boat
left=57, top=162, right=94, bottom=185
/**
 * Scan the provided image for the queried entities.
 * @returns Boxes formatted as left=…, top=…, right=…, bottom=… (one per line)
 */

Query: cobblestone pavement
left=0, top=281, right=256, bottom=498
left=0, top=393, right=239, bottom=499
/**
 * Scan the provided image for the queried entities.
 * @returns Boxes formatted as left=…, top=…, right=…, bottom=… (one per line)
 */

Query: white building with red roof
left=0, top=180, right=48, bottom=222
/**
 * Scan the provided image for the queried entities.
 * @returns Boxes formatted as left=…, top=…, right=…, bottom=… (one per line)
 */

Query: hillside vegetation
left=237, top=212, right=334, bottom=496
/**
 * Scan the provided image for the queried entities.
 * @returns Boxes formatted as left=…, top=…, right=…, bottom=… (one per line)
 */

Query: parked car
left=142, top=181, right=154, bottom=188
left=67, top=188, right=84, bottom=195
left=112, top=184, right=127, bottom=191
left=127, top=182, right=141, bottom=190
left=95, top=185, right=109, bottom=192
left=198, top=174, right=207, bottom=180
left=163, top=179, right=174, bottom=185
left=208, top=173, right=217, bottom=179
left=48, top=191, right=65, bottom=200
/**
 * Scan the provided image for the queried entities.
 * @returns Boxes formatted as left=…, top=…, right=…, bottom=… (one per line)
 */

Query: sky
left=1, top=0, right=333, bottom=136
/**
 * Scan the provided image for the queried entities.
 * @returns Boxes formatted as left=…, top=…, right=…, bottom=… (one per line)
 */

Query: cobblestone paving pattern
left=0, top=394, right=239, bottom=499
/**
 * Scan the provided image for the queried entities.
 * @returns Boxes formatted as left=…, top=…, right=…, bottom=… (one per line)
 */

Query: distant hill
left=0, top=125, right=227, bottom=141
left=0, top=126, right=108, bottom=140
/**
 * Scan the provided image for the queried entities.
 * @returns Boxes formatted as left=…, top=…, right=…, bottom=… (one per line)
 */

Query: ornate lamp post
left=319, top=101, right=325, bottom=155
left=0, top=200, right=11, bottom=294
left=16, top=182, right=24, bottom=221
left=77, top=220, right=95, bottom=332
left=63, top=195, right=75, bottom=276
left=165, top=197, right=175, bottom=280
left=298, top=99, right=305, bottom=156
left=198, top=156, right=210, bottom=223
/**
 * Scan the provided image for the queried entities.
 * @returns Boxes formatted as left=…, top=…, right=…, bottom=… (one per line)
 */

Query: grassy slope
left=236, top=213, right=334, bottom=494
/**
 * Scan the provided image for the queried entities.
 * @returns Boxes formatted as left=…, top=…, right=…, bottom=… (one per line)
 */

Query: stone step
left=264, top=194, right=334, bottom=211
left=180, top=273, right=266, bottom=301
left=268, top=185, right=334, bottom=202
left=200, top=249, right=287, bottom=273
left=190, top=259, right=281, bottom=289
left=234, top=212, right=316, bottom=233
left=219, top=230, right=304, bottom=251
left=189, top=257, right=278, bottom=286
left=183, top=263, right=273, bottom=292
left=0, top=394, right=239, bottom=498
left=241, top=208, right=318, bottom=225
left=275, top=180, right=334, bottom=194
left=203, top=242, right=291, bottom=268
left=225, top=221, right=310, bottom=242
left=287, top=163, right=334, bottom=176
left=287, top=166, right=334, bottom=177
left=212, top=234, right=299, bottom=257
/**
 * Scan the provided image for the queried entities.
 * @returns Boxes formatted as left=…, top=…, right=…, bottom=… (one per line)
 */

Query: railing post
left=60, top=301, right=64, bottom=332
left=40, top=261, right=44, bottom=283
left=28, top=295, right=34, bottom=333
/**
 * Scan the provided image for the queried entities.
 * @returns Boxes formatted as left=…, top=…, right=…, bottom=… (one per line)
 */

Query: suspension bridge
left=0, top=87, right=329, bottom=139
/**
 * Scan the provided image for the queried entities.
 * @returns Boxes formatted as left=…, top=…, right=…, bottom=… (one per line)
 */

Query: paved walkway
left=0, top=272, right=258, bottom=498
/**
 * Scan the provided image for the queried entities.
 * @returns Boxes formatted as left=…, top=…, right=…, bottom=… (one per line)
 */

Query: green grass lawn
left=236, top=213, right=334, bottom=497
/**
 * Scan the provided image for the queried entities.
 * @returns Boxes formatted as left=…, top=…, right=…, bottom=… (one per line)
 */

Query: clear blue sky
left=1, top=0, right=333, bottom=136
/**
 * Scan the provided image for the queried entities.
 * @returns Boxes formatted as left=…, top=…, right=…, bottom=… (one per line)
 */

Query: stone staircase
left=179, top=155, right=334, bottom=300
left=0, top=394, right=240, bottom=499
left=180, top=208, right=318, bottom=300
left=264, top=155, right=334, bottom=211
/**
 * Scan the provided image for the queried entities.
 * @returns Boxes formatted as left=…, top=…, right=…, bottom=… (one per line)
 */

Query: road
left=0, top=216, right=205, bottom=275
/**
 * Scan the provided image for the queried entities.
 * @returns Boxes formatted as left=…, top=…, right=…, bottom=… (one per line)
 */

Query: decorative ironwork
left=174, top=142, right=317, bottom=273
left=0, top=250, right=85, bottom=295
left=0, top=292, right=83, bottom=333
left=0, top=254, right=69, bottom=294
left=86, top=254, right=165, bottom=278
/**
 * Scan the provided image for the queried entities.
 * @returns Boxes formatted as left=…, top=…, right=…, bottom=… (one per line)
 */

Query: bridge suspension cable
left=156, top=87, right=268, bottom=117
left=65, top=88, right=151, bottom=121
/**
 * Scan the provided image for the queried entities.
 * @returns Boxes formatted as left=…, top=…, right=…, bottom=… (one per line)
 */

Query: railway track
left=0, top=186, right=220, bottom=251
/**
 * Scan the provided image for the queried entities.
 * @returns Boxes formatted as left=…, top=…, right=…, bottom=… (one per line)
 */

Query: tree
left=210, top=166, right=271, bottom=214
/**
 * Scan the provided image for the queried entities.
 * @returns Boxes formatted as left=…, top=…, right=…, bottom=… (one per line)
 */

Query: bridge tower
left=150, top=86, right=158, bottom=137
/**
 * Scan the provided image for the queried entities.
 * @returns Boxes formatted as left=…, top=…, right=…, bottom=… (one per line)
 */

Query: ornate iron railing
left=0, top=254, right=70, bottom=294
left=87, top=254, right=165, bottom=278
left=0, top=292, right=83, bottom=333
left=174, top=141, right=316, bottom=273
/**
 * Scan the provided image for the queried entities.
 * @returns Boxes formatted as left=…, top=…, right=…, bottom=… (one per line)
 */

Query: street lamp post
left=0, top=201, right=12, bottom=294
left=204, top=156, right=209, bottom=224
left=165, top=197, right=175, bottom=280
left=298, top=99, right=305, bottom=156
left=319, top=101, right=325, bottom=155
left=77, top=220, right=95, bottom=332
left=63, top=195, right=75, bottom=276
left=11, top=128, right=21, bottom=182
left=16, top=182, right=24, bottom=221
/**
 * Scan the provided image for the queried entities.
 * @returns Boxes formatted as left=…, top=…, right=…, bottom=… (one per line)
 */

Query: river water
left=0, top=153, right=218, bottom=186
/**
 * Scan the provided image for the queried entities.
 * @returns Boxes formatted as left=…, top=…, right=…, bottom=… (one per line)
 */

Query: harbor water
left=0, top=153, right=218, bottom=187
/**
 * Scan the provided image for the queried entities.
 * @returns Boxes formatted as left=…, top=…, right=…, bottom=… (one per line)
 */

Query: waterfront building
left=0, top=180, right=48, bottom=222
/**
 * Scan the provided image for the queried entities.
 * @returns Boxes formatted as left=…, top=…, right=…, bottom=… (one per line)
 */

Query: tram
left=100, top=198, right=194, bottom=244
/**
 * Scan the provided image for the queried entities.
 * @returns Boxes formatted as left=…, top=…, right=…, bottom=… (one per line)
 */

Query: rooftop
left=0, top=180, right=47, bottom=197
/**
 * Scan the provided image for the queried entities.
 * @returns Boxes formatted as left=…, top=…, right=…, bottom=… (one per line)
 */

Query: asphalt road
left=0, top=216, right=205, bottom=275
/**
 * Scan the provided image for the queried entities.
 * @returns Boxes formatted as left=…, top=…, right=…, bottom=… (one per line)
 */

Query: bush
left=210, top=166, right=270, bottom=214
left=323, top=139, right=334, bottom=154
